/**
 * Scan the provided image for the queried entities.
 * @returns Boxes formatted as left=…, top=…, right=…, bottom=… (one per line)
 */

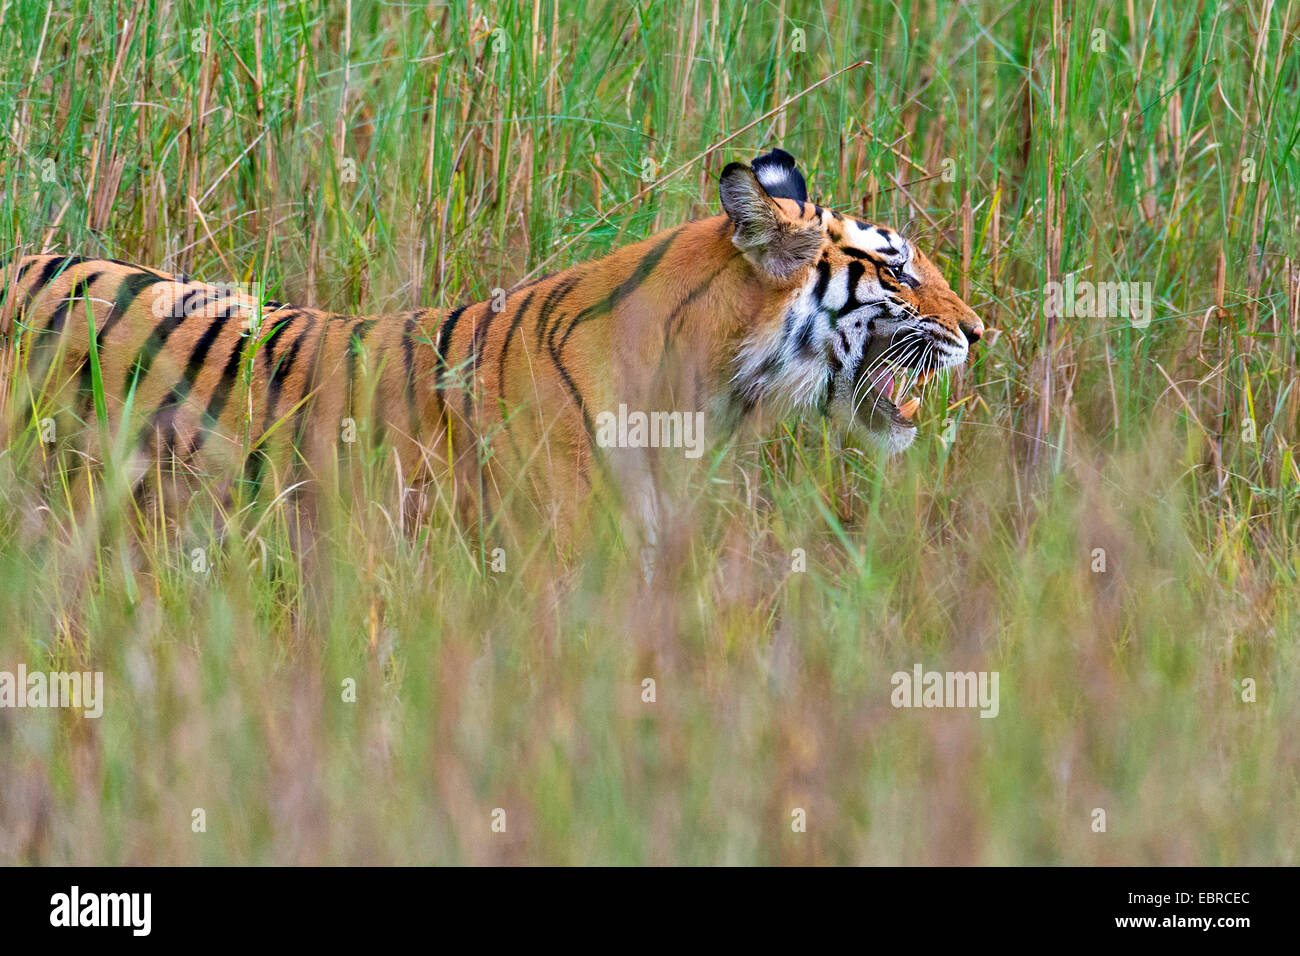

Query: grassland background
left=0, top=0, right=1297, bottom=864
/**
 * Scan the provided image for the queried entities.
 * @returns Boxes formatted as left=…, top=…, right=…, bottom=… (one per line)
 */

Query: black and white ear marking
left=750, top=148, right=808, bottom=203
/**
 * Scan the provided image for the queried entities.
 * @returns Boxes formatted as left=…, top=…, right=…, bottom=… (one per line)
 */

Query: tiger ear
left=719, top=163, right=822, bottom=281
left=750, top=148, right=808, bottom=202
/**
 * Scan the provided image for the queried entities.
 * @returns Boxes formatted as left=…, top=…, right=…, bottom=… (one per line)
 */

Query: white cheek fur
left=841, top=219, right=907, bottom=257
left=732, top=264, right=883, bottom=416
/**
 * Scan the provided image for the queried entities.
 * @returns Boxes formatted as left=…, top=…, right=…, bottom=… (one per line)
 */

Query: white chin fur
left=862, top=421, right=918, bottom=455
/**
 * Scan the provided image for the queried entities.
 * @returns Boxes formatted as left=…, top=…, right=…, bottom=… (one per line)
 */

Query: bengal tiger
left=0, top=149, right=981, bottom=546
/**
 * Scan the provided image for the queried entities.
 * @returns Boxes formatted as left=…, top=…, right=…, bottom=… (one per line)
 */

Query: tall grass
left=0, top=0, right=1296, bottom=864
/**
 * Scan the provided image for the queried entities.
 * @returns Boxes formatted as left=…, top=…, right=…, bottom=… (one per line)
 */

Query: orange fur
left=0, top=152, right=981, bottom=544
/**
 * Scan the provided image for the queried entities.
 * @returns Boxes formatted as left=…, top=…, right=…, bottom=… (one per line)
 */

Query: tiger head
left=719, top=149, right=982, bottom=453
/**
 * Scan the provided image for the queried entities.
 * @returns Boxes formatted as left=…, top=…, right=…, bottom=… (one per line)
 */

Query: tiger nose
left=960, top=316, right=983, bottom=345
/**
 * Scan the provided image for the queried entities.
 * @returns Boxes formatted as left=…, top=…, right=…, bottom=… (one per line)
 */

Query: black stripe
left=41, top=254, right=137, bottom=271
left=529, top=276, right=585, bottom=435
left=498, top=270, right=585, bottom=468
left=1, top=257, right=40, bottom=311
left=434, top=305, right=469, bottom=403
left=243, top=317, right=313, bottom=493
left=13, top=256, right=73, bottom=374
left=149, top=310, right=229, bottom=407
left=661, top=256, right=736, bottom=340
left=496, top=288, right=539, bottom=404
left=834, top=261, right=868, bottom=321
left=74, top=272, right=169, bottom=419
left=289, top=318, right=333, bottom=469
left=141, top=310, right=236, bottom=459
left=533, top=273, right=582, bottom=350
left=123, top=301, right=189, bottom=395
left=23, top=256, right=69, bottom=308
left=182, top=308, right=248, bottom=460
left=28, top=271, right=99, bottom=368
left=812, top=259, right=832, bottom=302
left=557, top=230, right=678, bottom=350
left=465, top=301, right=498, bottom=524
left=47, top=271, right=102, bottom=337
left=402, top=314, right=421, bottom=437
left=102, top=272, right=167, bottom=343
left=264, top=324, right=311, bottom=437
left=465, top=295, right=507, bottom=424
left=829, top=329, right=848, bottom=376
left=123, top=281, right=211, bottom=392
left=341, top=317, right=377, bottom=460
left=17, top=271, right=102, bottom=431
left=344, top=317, right=377, bottom=419
left=260, top=312, right=297, bottom=370
left=883, top=262, right=908, bottom=289
left=543, top=231, right=679, bottom=477
left=471, top=298, right=501, bottom=381
left=492, top=289, right=539, bottom=468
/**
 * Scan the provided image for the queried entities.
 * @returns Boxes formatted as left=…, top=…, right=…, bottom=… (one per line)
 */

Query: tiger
left=0, top=149, right=982, bottom=546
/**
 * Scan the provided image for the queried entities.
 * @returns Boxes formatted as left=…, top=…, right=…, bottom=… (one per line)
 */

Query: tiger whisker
left=852, top=337, right=923, bottom=413
left=851, top=328, right=924, bottom=396
left=849, top=333, right=923, bottom=418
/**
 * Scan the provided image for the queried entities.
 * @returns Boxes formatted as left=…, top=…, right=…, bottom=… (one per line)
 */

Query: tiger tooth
left=898, top=397, right=920, bottom=420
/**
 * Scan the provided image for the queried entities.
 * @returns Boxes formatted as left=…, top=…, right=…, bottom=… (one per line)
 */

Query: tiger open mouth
left=854, top=344, right=939, bottom=430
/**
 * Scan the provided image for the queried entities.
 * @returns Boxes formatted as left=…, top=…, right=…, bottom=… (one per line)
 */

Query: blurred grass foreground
left=0, top=0, right=1297, bottom=863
